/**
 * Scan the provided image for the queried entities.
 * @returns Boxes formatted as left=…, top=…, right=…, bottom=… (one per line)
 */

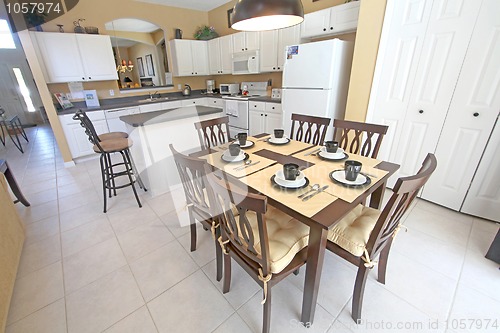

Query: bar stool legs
left=99, top=149, right=146, bottom=213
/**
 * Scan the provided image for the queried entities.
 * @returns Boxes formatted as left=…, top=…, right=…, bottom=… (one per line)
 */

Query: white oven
left=224, top=99, right=249, bottom=137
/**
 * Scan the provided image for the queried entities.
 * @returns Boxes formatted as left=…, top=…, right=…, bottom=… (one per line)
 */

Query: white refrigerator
left=281, top=39, right=354, bottom=141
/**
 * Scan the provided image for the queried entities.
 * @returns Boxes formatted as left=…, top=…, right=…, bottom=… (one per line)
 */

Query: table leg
left=301, top=225, right=328, bottom=325
left=369, top=181, right=387, bottom=209
left=3, top=163, right=30, bottom=206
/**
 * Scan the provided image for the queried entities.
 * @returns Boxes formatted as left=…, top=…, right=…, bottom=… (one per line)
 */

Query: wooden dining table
left=193, top=134, right=400, bottom=326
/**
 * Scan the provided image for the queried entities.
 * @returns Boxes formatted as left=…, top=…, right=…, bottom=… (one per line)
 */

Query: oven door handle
left=226, top=113, right=238, bottom=118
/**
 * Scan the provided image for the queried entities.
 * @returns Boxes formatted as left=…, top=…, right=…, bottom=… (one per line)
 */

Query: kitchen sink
left=138, top=97, right=170, bottom=103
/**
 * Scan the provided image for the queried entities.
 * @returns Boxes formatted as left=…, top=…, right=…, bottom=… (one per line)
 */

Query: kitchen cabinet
left=169, top=39, right=209, bottom=76
left=205, top=98, right=225, bottom=109
left=260, top=25, right=301, bottom=72
left=59, top=111, right=109, bottom=158
left=367, top=0, right=500, bottom=220
left=32, top=32, right=117, bottom=83
left=301, top=1, right=360, bottom=39
left=181, top=98, right=208, bottom=107
left=105, top=107, right=140, bottom=133
left=140, top=101, right=183, bottom=113
left=249, top=101, right=282, bottom=136
left=208, top=35, right=233, bottom=75
left=232, top=32, right=260, bottom=52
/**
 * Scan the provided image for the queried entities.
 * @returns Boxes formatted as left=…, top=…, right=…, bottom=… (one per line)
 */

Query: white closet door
left=422, top=0, right=500, bottom=211
left=366, top=0, right=433, bottom=165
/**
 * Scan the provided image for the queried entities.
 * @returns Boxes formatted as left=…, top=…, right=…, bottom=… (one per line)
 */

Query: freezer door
left=282, top=88, right=343, bottom=141
left=282, top=40, right=343, bottom=89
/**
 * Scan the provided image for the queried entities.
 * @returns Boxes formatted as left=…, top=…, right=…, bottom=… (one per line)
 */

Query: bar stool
left=0, top=107, right=29, bottom=153
left=0, top=159, right=30, bottom=206
left=72, top=110, right=146, bottom=213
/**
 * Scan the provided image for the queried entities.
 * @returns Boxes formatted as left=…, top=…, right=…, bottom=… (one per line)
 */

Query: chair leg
left=222, top=254, right=231, bottom=293
left=120, top=151, right=142, bottom=209
left=107, top=153, right=116, bottom=197
left=215, top=225, right=223, bottom=282
left=7, top=124, right=24, bottom=153
left=293, top=268, right=300, bottom=276
left=263, top=287, right=272, bottom=333
left=126, top=149, right=147, bottom=191
left=352, top=264, right=370, bottom=322
left=188, top=207, right=197, bottom=252
left=16, top=118, right=29, bottom=142
left=378, top=239, right=393, bottom=285
left=99, top=154, right=108, bottom=213
left=0, top=125, right=5, bottom=146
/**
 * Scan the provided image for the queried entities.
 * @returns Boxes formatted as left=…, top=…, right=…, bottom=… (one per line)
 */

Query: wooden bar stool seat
left=98, top=132, right=129, bottom=141
left=93, top=138, right=132, bottom=153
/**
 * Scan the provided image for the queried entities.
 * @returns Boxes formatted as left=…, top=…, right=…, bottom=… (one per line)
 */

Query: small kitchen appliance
left=182, top=84, right=191, bottom=96
left=206, top=79, right=215, bottom=94
left=219, top=83, right=239, bottom=95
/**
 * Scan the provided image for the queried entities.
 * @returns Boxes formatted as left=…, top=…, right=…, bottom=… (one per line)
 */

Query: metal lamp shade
left=231, top=0, right=304, bottom=31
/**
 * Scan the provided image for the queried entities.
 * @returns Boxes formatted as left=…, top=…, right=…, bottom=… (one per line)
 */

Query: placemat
left=293, top=147, right=382, bottom=168
left=201, top=150, right=276, bottom=179
left=302, top=163, right=389, bottom=203
left=239, top=164, right=337, bottom=218
left=214, top=136, right=270, bottom=154
left=254, top=137, right=313, bottom=156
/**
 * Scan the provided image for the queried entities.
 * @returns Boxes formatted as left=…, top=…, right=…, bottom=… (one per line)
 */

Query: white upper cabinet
left=301, top=1, right=360, bottom=39
left=169, top=39, right=209, bottom=76
left=232, top=31, right=260, bottom=52
left=208, top=35, right=233, bottom=75
left=32, top=32, right=117, bottom=83
left=260, top=25, right=301, bottom=72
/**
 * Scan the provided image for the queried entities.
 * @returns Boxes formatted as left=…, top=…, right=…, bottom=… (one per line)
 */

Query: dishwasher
left=104, top=107, right=140, bottom=133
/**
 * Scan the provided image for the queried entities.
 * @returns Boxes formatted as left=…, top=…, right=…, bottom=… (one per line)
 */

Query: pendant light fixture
left=230, top=0, right=304, bottom=31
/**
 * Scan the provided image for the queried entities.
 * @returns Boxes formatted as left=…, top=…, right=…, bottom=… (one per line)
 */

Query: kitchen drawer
left=60, top=110, right=105, bottom=125
left=181, top=98, right=207, bottom=106
left=265, top=103, right=282, bottom=113
left=206, top=98, right=224, bottom=107
left=249, top=101, right=265, bottom=111
left=140, top=103, right=163, bottom=113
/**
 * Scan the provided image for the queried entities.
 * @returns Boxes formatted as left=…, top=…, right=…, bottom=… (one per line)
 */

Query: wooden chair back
left=205, top=167, right=272, bottom=277
left=170, top=144, right=212, bottom=221
left=333, top=119, right=388, bottom=158
left=72, top=110, right=104, bottom=152
left=290, top=113, right=330, bottom=145
left=194, top=116, right=231, bottom=150
left=367, top=153, right=437, bottom=261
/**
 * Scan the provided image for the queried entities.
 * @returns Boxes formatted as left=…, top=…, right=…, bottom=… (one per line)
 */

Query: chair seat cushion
left=93, top=138, right=133, bottom=153
left=98, top=132, right=128, bottom=141
left=238, top=206, right=309, bottom=274
left=327, top=204, right=380, bottom=257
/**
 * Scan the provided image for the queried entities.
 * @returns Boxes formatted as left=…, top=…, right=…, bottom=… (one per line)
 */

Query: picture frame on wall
left=137, top=57, right=145, bottom=77
left=227, top=8, right=233, bottom=28
left=145, top=54, right=155, bottom=76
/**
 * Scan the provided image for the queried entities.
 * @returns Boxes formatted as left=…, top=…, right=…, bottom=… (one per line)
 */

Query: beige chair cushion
left=327, top=204, right=380, bottom=257
left=98, top=132, right=128, bottom=141
left=235, top=206, right=309, bottom=274
left=93, top=138, right=133, bottom=153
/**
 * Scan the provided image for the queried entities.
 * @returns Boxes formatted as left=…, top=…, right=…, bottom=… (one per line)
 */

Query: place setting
left=329, top=160, right=371, bottom=188
left=220, top=143, right=250, bottom=163
left=266, top=129, right=290, bottom=145
left=234, top=132, right=255, bottom=149
left=270, top=163, right=309, bottom=190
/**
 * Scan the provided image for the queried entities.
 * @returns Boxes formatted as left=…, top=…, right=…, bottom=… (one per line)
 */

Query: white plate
left=236, top=140, right=254, bottom=148
left=268, top=136, right=289, bottom=144
left=274, top=169, right=305, bottom=186
left=222, top=150, right=246, bottom=162
left=330, top=170, right=368, bottom=186
left=319, top=147, right=345, bottom=159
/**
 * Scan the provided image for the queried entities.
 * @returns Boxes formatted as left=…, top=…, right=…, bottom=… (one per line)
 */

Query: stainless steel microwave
left=219, top=83, right=240, bottom=95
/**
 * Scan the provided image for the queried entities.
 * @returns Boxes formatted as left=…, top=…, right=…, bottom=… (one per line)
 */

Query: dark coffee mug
left=274, top=129, right=284, bottom=139
left=283, top=163, right=301, bottom=181
left=345, top=160, right=362, bottom=181
left=237, top=132, right=247, bottom=146
left=325, top=141, right=339, bottom=153
left=228, top=143, right=240, bottom=156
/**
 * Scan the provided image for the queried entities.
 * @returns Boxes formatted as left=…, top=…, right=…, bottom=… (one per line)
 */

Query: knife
left=234, top=160, right=260, bottom=171
left=304, top=148, right=321, bottom=156
left=302, top=185, right=329, bottom=201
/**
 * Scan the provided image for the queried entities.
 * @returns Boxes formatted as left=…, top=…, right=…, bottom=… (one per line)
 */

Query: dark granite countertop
left=56, top=90, right=281, bottom=116
left=120, top=105, right=223, bottom=127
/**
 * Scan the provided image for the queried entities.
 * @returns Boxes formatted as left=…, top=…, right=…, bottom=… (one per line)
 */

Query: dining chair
left=332, top=119, right=388, bottom=158
left=289, top=113, right=331, bottom=145
left=194, top=116, right=231, bottom=150
left=205, top=167, right=310, bottom=333
left=73, top=110, right=146, bottom=213
left=169, top=144, right=224, bottom=281
left=325, top=153, right=437, bottom=321
left=0, top=107, right=29, bottom=153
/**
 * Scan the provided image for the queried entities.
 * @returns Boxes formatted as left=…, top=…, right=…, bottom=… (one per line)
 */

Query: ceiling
left=105, top=19, right=160, bottom=33
left=133, top=0, right=232, bottom=11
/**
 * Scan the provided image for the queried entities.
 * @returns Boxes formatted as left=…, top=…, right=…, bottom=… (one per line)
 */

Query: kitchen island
left=120, top=105, right=224, bottom=196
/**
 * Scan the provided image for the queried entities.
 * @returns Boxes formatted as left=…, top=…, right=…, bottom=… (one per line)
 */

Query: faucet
left=149, top=91, right=160, bottom=100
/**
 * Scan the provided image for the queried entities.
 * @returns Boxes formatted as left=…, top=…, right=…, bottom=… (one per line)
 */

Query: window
left=13, top=68, right=36, bottom=112
left=0, top=19, right=16, bottom=49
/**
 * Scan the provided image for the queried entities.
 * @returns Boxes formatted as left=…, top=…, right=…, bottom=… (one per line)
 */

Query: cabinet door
left=330, top=1, right=360, bottom=34
left=264, top=112, right=283, bottom=134
left=249, top=110, right=265, bottom=136
left=259, top=30, right=279, bottom=72
left=76, top=35, right=118, bottom=81
left=277, top=25, right=301, bottom=70
left=169, top=40, right=194, bottom=76
left=422, top=0, right=500, bottom=210
left=245, top=31, right=260, bottom=51
left=34, top=32, right=85, bottom=82
left=300, top=8, right=330, bottom=39
left=208, top=38, right=221, bottom=75
left=191, top=40, right=209, bottom=75
left=219, top=35, right=233, bottom=74
left=232, top=32, right=246, bottom=52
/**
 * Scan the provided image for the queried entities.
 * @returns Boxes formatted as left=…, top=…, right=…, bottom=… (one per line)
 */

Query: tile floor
left=2, top=126, right=499, bottom=333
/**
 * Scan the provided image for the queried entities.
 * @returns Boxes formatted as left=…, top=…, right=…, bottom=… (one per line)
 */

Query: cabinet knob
left=419, top=110, right=424, bottom=114
left=88, top=77, right=91, bottom=80
left=323, top=28, right=326, bottom=31
left=82, top=77, right=85, bottom=80
left=245, top=48, right=248, bottom=50
left=473, top=112, right=479, bottom=117
left=272, top=107, right=275, bottom=109
left=277, top=67, right=280, bottom=70
left=273, top=67, right=276, bottom=70
left=265, top=114, right=267, bottom=117
left=261, top=114, right=263, bottom=116
left=330, top=27, right=333, bottom=30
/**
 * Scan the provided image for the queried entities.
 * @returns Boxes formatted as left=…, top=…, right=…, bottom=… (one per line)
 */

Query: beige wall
left=344, top=0, right=387, bottom=121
